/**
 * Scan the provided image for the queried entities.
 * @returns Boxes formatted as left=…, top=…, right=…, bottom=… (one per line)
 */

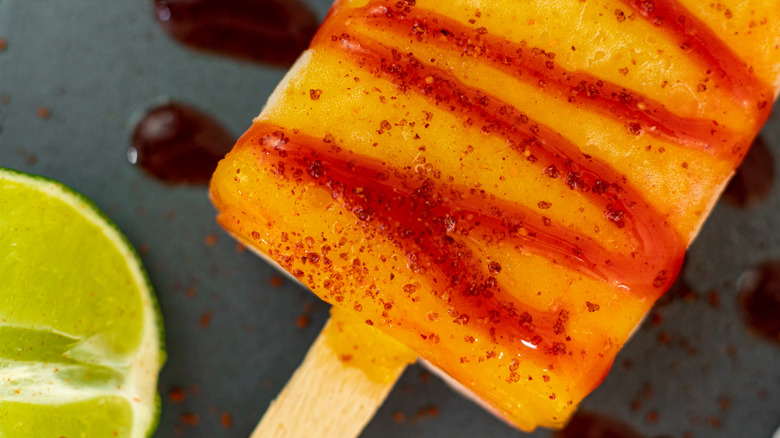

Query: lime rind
left=0, top=167, right=166, bottom=438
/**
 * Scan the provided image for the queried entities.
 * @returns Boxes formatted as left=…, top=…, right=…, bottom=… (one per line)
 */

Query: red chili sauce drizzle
left=243, top=125, right=587, bottom=358
left=621, top=0, right=774, bottom=116
left=327, top=1, right=754, bottom=164
left=152, top=0, right=319, bottom=66
left=129, top=102, right=234, bottom=184
left=313, top=30, right=685, bottom=296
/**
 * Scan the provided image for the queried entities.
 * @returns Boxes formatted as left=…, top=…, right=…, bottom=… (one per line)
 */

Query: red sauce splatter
left=204, top=234, right=218, bottom=246
left=555, top=411, right=644, bottom=438
left=415, top=404, right=440, bottom=419
left=179, top=413, right=200, bottom=426
left=220, top=412, right=233, bottom=428
left=36, top=107, right=51, bottom=119
left=199, top=310, right=213, bottom=328
left=718, top=395, right=731, bottom=412
left=295, top=314, right=311, bottom=329
left=645, top=410, right=659, bottom=423
left=168, top=387, right=187, bottom=403
left=129, top=102, right=234, bottom=184
left=706, top=290, right=721, bottom=308
left=723, top=136, right=775, bottom=208
left=295, top=302, right=315, bottom=328
left=739, top=261, right=780, bottom=345
left=269, top=275, right=284, bottom=287
left=152, top=0, right=319, bottom=66
left=707, top=415, right=722, bottom=428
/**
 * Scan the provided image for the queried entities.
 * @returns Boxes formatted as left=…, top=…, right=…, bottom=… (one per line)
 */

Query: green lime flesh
left=0, top=168, right=164, bottom=438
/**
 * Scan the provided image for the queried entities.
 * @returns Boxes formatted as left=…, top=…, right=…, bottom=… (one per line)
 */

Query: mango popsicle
left=210, top=0, right=780, bottom=432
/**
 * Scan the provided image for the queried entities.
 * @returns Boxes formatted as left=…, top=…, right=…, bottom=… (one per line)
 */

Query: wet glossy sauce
left=554, top=411, right=645, bottom=438
left=152, top=0, right=319, bottom=66
left=739, top=261, right=780, bottom=345
left=129, top=102, right=234, bottom=184
left=723, top=136, right=775, bottom=208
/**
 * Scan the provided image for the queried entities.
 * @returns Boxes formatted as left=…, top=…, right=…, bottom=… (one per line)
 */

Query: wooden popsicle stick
left=251, top=309, right=417, bottom=438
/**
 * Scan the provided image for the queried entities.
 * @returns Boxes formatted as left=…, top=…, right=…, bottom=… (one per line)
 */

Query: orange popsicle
left=210, top=0, right=780, bottom=433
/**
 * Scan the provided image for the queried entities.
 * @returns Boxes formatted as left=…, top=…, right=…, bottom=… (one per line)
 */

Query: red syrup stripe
left=622, top=0, right=774, bottom=114
left=309, top=30, right=686, bottom=298
left=241, top=124, right=597, bottom=359
left=324, top=1, right=745, bottom=164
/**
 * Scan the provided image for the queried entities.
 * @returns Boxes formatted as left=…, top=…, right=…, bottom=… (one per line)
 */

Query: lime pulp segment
left=0, top=167, right=164, bottom=437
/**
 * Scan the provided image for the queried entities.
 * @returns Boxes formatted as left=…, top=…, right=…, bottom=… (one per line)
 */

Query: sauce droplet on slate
left=739, top=261, right=780, bottom=345
left=554, top=411, right=645, bottom=438
left=723, top=136, right=775, bottom=208
left=129, top=102, right=234, bottom=184
left=152, top=0, right=319, bottom=66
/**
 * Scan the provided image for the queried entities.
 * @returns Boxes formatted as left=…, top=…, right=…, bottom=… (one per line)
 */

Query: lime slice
left=0, top=167, right=165, bottom=437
